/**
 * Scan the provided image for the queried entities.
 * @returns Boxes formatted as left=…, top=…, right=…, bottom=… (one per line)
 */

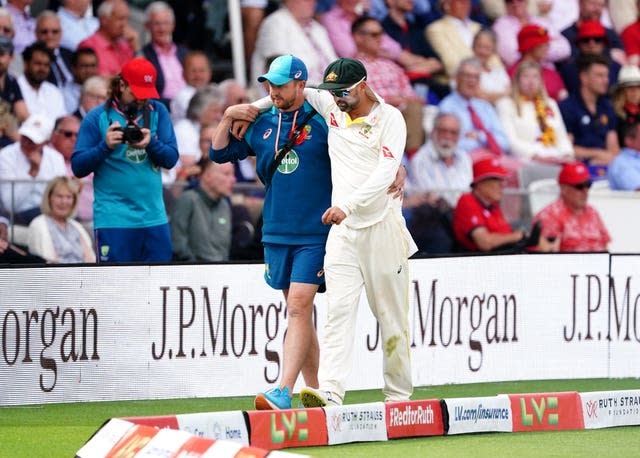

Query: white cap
left=18, top=114, right=54, bottom=144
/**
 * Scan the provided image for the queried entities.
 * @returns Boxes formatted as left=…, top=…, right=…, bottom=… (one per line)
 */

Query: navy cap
left=258, top=55, right=308, bottom=85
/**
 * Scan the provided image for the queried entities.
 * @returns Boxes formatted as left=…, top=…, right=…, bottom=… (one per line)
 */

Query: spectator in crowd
left=212, top=55, right=332, bottom=410
left=425, top=0, right=483, bottom=82
left=351, top=16, right=425, bottom=153
left=471, top=28, right=510, bottom=105
left=51, top=115, right=93, bottom=229
left=73, top=75, right=107, bottom=120
left=0, top=99, right=18, bottom=147
left=621, top=0, right=640, bottom=65
left=609, top=0, right=638, bottom=34
left=27, top=175, right=95, bottom=263
left=0, top=214, right=46, bottom=263
left=0, top=7, right=23, bottom=76
left=534, top=161, right=610, bottom=251
left=453, top=156, right=558, bottom=252
left=0, top=114, right=66, bottom=225
left=171, top=50, right=213, bottom=122
left=58, top=0, right=99, bottom=51
left=142, top=1, right=187, bottom=109
left=561, top=0, right=625, bottom=65
left=439, top=57, right=510, bottom=157
left=508, top=24, right=567, bottom=101
left=0, top=35, right=29, bottom=123
left=6, top=0, right=35, bottom=55
left=607, top=122, right=640, bottom=190
left=404, top=111, right=471, bottom=254
left=170, top=158, right=236, bottom=261
left=62, top=47, right=99, bottom=114
left=497, top=60, right=574, bottom=164
left=557, top=20, right=621, bottom=96
left=492, top=0, right=570, bottom=68
left=72, top=57, right=178, bottom=263
left=36, top=11, right=74, bottom=93
left=240, top=0, right=268, bottom=73
left=251, top=0, right=338, bottom=87
left=559, top=53, right=619, bottom=179
left=78, top=0, right=137, bottom=79
left=611, top=65, right=640, bottom=145
left=18, top=41, right=67, bottom=122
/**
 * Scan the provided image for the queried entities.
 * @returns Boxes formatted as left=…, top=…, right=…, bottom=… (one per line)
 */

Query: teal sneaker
left=255, top=386, right=292, bottom=410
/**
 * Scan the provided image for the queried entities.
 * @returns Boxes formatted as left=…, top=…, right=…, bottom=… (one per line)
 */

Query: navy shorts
left=263, top=243, right=325, bottom=290
left=95, top=224, right=173, bottom=263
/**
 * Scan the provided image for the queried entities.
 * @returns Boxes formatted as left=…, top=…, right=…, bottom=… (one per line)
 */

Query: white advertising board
left=1, top=253, right=639, bottom=406
left=580, top=390, right=640, bottom=429
left=444, top=395, right=512, bottom=434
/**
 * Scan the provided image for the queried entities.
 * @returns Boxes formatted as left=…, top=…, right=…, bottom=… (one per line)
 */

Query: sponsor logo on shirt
left=382, top=146, right=394, bottom=158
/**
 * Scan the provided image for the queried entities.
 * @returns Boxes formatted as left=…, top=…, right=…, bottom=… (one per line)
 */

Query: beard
left=434, top=140, right=456, bottom=159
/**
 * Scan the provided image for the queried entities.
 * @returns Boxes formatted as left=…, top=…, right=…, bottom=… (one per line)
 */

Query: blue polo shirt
left=607, top=147, right=640, bottom=190
left=559, top=93, right=617, bottom=150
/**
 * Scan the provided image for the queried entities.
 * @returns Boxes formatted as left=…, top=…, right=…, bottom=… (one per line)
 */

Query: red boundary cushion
left=509, top=391, right=585, bottom=432
left=105, top=424, right=159, bottom=457
left=386, top=399, right=444, bottom=438
left=247, top=407, right=327, bottom=450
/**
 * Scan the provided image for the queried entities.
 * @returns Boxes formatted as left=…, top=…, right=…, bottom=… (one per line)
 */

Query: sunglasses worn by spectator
left=329, top=77, right=366, bottom=98
left=580, top=37, right=605, bottom=44
left=571, top=182, right=592, bottom=190
left=58, top=129, right=78, bottom=138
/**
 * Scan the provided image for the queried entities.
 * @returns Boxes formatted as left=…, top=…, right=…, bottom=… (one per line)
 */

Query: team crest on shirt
left=358, top=124, right=372, bottom=139
left=126, top=146, right=147, bottom=163
left=263, top=128, right=272, bottom=139
left=277, top=150, right=299, bottom=174
left=100, top=245, right=110, bottom=261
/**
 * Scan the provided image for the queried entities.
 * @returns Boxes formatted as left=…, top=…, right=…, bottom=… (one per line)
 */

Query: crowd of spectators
left=2, top=0, right=639, bottom=264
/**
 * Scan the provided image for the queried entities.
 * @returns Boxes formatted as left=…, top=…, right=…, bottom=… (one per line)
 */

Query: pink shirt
left=152, top=43, right=186, bottom=100
left=78, top=32, right=135, bottom=78
left=355, top=53, right=416, bottom=101
left=534, top=198, right=611, bottom=252
left=321, top=6, right=401, bottom=59
left=621, top=20, right=640, bottom=57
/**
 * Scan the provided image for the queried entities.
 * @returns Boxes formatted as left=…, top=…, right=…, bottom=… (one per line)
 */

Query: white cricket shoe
left=300, top=387, right=342, bottom=407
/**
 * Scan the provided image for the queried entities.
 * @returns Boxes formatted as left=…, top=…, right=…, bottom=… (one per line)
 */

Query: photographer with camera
left=72, top=57, right=179, bottom=263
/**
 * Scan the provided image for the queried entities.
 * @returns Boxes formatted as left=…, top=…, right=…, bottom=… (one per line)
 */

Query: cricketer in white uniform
left=300, top=58, right=418, bottom=406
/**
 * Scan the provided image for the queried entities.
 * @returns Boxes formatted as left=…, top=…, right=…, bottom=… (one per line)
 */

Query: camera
left=114, top=103, right=144, bottom=144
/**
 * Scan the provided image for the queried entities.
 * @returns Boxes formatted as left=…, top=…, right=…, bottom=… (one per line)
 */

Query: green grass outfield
left=1, top=378, right=639, bottom=458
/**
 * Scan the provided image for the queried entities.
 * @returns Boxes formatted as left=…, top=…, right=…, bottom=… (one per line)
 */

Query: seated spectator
left=6, top=0, right=35, bottom=55
left=621, top=0, right=640, bottom=65
left=439, top=57, right=510, bottom=157
left=492, top=0, right=570, bottom=68
left=561, top=0, right=625, bottom=65
left=496, top=60, right=574, bottom=163
left=0, top=35, right=28, bottom=123
left=142, top=1, right=187, bottom=109
left=62, top=47, right=99, bottom=114
left=404, top=111, right=471, bottom=253
left=352, top=16, right=425, bottom=152
left=508, top=24, right=568, bottom=101
left=0, top=7, right=24, bottom=79
left=251, top=0, right=337, bottom=87
left=0, top=214, right=46, bottom=263
left=77, top=0, right=137, bottom=79
left=58, top=0, right=99, bottom=51
left=36, top=10, right=73, bottom=90
left=0, top=98, right=18, bottom=147
left=425, top=0, right=483, bottom=83
left=607, top=122, right=640, bottom=190
left=73, top=75, right=108, bottom=120
left=0, top=114, right=66, bottom=225
left=557, top=20, right=621, bottom=96
left=559, top=53, right=620, bottom=179
left=453, top=156, right=558, bottom=252
left=471, top=28, right=510, bottom=105
left=381, top=0, right=447, bottom=100
left=27, top=176, right=95, bottom=263
left=170, top=158, right=236, bottom=261
left=171, top=50, right=213, bottom=122
left=611, top=65, right=640, bottom=145
left=18, top=41, right=67, bottom=123
left=534, top=161, right=610, bottom=251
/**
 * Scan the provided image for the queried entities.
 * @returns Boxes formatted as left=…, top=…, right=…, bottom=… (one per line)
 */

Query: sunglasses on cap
left=329, top=77, right=366, bottom=98
left=570, top=181, right=592, bottom=190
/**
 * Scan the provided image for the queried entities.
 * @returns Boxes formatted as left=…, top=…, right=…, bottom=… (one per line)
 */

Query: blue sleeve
left=210, top=129, right=253, bottom=164
left=71, top=107, right=112, bottom=178
left=147, top=101, right=179, bottom=169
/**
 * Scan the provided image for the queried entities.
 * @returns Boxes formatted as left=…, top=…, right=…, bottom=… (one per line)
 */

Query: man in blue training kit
left=210, top=55, right=331, bottom=410
left=72, top=57, right=178, bottom=262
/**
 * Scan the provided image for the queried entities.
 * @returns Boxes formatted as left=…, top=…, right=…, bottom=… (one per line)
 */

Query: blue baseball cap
left=258, top=55, right=308, bottom=85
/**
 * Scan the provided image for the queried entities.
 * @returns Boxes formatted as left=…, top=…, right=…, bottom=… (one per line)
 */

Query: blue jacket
left=211, top=102, right=331, bottom=245
left=72, top=100, right=178, bottom=229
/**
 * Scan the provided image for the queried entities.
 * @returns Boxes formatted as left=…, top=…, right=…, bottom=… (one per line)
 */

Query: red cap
left=120, top=57, right=160, bottom=99
left=576, top=20, right=607, bottom=42
left=472, top=157, right=509, bottom=185
left=558, top=162, right=591, bottom=185
left=517, top=24, right=550, bottom=54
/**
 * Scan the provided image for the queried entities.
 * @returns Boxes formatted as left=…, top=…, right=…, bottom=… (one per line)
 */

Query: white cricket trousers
left=318, top=210, right=414, bottom=402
